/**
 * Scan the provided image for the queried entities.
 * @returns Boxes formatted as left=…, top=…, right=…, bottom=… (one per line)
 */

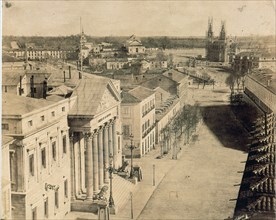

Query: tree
left=160, top=37, right=171, bottom=50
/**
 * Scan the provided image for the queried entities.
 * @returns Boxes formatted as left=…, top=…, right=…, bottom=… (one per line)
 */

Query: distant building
left=205, top=18, right=236, bottom=63
left=121, top=86, right=156, bottom=157
left=106, top=58, right=129, bottom=70
left=125, top=35, right=146, bottom=55
left=232, top=51, right=276, bottom=73
left=162, top=69, right=189, bottom=106
left=141, top=59, right=168, bottom=71
left=2, top=69, right=50, bottom=98
left=2, top=93, right=75, bottom=220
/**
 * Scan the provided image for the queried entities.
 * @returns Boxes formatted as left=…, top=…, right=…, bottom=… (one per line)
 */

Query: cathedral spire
left=220, top=21, right=226, bottom=40
left=207, top=17, right=213, bottom=40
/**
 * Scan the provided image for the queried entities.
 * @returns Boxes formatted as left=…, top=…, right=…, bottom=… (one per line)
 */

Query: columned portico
left=70, top=118, right=120, bottom=201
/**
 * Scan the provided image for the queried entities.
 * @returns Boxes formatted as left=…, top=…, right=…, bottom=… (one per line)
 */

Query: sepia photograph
left=1, top=0, right=276, bottom=219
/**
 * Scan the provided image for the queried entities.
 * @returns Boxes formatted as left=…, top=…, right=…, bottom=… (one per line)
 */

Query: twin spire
left=207, top=17, right=226, bottom=40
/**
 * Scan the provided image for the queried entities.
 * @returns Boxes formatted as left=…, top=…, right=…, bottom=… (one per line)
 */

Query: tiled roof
left=163, top=69, right=187, bottom=83
left=249, top=69, right=276, bottom=94
left=48, top=85, right=73, bottom=96
left=140, top=75, right=177, bottom=95
left=121, top=91, right=141, bottom=103
left=2, top=93, right=55, bottom=116
left=2, top=70, right=25, bottom=85
left=128, top=86, right=155, bottom=101
left=68, top=77, right=111, bottom=117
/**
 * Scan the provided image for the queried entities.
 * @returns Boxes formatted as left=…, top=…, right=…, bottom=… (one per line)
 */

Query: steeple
left=79, top=17, right=86, bottom=71
left=207, top=17, right=213, bottom=40
left=219, top=21, right=226, bottom=40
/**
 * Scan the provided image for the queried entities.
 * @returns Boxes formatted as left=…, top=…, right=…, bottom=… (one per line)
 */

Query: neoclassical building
left=68, top=77, right=122, bottom=209
left=2, top=93, right=75, bottom=220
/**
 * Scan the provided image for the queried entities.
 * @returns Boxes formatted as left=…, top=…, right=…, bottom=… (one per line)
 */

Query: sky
left=2, top=0, right=276, bottom=37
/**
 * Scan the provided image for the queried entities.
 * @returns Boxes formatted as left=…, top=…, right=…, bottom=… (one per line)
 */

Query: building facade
left=1, top=136, right=14, bottom=220
left=2, top=93, right=75, bottom=220
left=68, top=77, right=123, bottom=209
left=234, top=70, right=276, bottom=219
left=121, top=86, right=156, bottom=157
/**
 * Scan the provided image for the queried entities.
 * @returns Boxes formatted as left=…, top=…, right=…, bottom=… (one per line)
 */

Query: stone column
left=70, top=132, right=75, bottom=200
left=74, top=133, right=80, bottom=196
left=112, top=119, right=118, bottom=168
left=103, top=124, right=109, bottom=183
left=80, top=133, right=86, bottom=193
left=98, top=127, right=104, bottom=188
left=84, top=132, right=93, bottom=200
left=108, top=121, right=113, bottom=158
left=92, top=130, right=99, bottom=194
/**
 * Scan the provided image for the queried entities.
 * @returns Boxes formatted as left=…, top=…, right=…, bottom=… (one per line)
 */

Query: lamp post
left=107, top=154, right=115, bottom=209
left=129, top=134, right=135, bottom=178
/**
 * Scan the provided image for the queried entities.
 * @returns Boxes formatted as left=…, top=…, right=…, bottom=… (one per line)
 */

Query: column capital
left=83, top=132, right=92, bottom=140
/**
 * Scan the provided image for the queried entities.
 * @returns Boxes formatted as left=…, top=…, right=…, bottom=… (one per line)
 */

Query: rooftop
left=249, top=68, right=276, bottom=94
left=69, top=77, right=112, bottom=117
left=163, top=69, right=188, bottom=83
left=2, top=93, right=55, bottom=116
left=127, top=86, right=155, bottom=102
left=121, top=91, right=141, bottom=103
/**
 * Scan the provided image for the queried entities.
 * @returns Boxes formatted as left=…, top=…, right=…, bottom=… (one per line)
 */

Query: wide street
left=137, top=70, right=249, bottom=220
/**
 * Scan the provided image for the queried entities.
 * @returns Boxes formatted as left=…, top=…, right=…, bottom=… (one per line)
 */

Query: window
left=33, top=88, right=37, bottom=93
left=64, top=179, right=68, bottom=198
left=32, top=207, right=37, bottom=220
left=55, top=189, right=59, bottom=208
left=136, top=48, right=139, bottom=53
left=28, top=120, right=33, bottom=127
left=123, top=125, right=130, bottom=137
left=4, top=86, right=7, bottom=93
left=62, top=136, right=67, bottom=154
left=51, top=111, right=55, bottom=117
left=29, top=154, right=34, bottom=176
left=44, top=198, right=48, bottom=218
left=41, top=115, right=45, bottom=122
left=41, top=148, right=46, bottom=168
left=52, top=141, right=56, bottom=161
left=62, top=106, right=65, bottom=112
left=2, top=123, right=9, bottom=130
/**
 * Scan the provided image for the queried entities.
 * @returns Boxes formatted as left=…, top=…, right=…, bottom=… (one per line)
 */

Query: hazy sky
left=2, top=0, right=276, bottom=37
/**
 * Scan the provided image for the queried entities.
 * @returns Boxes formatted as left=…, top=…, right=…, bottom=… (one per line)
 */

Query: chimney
left=267, top=80, right=271, bottom=86
left=168, top=72, right=172, bottom=78
left=69, top=66, right=71, bottom=79
left=30, top=75, right=34, bottom=98
left=42, top=79, right=47, bottom=99
left=79, top=71, right=82, bottom=79
left=63, top=71, right=66, bottom=82
left=19, top=76, right=22, bottom=96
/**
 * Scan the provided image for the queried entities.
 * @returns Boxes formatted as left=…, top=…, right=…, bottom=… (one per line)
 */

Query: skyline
left=2, top=0, right=276, bottom=37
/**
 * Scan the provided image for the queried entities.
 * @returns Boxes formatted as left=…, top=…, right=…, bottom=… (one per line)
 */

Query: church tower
left=206, top=17, right=214, bottom=60
left=219, top=21, right=226, bottom=41
left=79, top=17, right=86, bottom=71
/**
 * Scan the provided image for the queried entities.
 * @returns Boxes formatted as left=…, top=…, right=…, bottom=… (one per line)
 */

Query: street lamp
left=129, top=134, right=135, bottom=178
left=107, top=154, right=115, bottom=209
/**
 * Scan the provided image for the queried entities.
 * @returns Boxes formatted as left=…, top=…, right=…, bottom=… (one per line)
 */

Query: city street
left=137, top=75, right=249, bottom=220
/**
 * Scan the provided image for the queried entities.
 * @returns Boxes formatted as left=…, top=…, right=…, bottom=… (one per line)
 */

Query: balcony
left=142, top=122, right=156, bottom=138
left=142, top=105, right=155, bottom=118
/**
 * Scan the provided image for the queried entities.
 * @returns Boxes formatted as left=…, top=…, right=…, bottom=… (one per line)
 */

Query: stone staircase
left=109, top=174, right=137, bottom=212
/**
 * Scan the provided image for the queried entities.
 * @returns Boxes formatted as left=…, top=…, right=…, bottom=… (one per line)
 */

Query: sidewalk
left=111, top=147, right=178, bottom=220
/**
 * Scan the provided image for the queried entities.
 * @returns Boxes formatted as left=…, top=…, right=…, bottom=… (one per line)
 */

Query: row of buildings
left=1, top=61, right=189, bottom=219
left=234, top=68, right=276, bottom=219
